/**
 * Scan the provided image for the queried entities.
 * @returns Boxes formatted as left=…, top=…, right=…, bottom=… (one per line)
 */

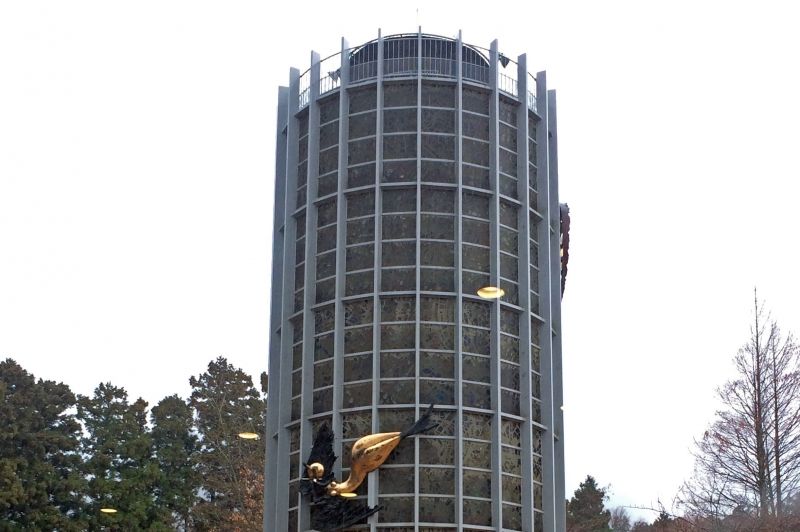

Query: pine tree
left=0, top=359, right=85, bottom=530
left=151, top=394, right=199, bottom=530
left=567, top=475, right=612, bottom=532
left=189, top=357, right=265, bottom=530
left=78, top=383, right=169, bottom=530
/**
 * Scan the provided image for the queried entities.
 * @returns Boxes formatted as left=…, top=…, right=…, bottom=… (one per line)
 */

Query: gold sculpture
left=305, top=404, right=436, bottom=497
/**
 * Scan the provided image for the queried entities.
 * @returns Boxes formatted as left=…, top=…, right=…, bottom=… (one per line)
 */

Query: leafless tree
left=682, top=293, right=800, bottom=523
left=610, top=507, right=632, bottom=531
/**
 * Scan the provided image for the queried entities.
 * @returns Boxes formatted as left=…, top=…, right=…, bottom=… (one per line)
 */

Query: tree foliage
left=151, top=394, right=199, bottom=530
left=0, top=359, right=85, bottom=530
left=680, top=294, right=800, bottom=529
left=567, top=475, right=612, bottom=532
left=189, top=356, right=266, bottom=531
left=78, top=383, right=169, bottom=530
left=1, top=357, right=267, bottom=530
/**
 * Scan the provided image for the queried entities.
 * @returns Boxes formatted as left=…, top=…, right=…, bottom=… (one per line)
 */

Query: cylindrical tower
left=266, top=30, right=565, bottom=532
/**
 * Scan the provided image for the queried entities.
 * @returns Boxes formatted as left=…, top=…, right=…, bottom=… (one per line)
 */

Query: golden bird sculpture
left=305, top=404, right=437, bottom=497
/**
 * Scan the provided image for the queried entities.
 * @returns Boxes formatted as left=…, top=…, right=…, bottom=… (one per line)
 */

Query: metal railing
left=319, top=52, right=342, bottom=96
left=499, top=72, right=518, bottom=98
left=298, top=68, right=311, bottom=109
left=294, top=33, right=540, bottom=112
left=384, top=36, right=418, bottom=77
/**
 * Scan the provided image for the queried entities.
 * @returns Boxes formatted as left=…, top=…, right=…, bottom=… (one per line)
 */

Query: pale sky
left=1, top=0, right=798, bottom=523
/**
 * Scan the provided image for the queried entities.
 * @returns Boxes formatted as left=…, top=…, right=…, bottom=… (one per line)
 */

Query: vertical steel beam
left=332, top=36, right=350, bottom=487
left=298, top=50, right=321, bottom=532
left=413, top=26, right=423, bottom=532
left=547, top=89, right=566, bottom=532
left=368, top=29, right=385, bottom=530
left=273, top=66, right=301, bottom=532
left=488, top=38, right=503, bottom=531
left=264, top=85, right=289, bottom=531
left=515, top=53, right=536, bottom=532
left=535, top=70, right=558, bottom=532
left=454, top=29, right=465, bottom=531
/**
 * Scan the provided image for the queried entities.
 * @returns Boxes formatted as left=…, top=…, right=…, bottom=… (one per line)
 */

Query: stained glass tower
left=265, top=30, right=565, bottom=532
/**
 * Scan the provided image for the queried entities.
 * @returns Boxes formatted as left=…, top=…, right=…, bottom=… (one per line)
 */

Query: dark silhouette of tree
left=566, top=475, right=612, bottom=532
left=151, top=394, right=199, bottom=530
left=78, top=383, right=168, bottom=530
left=189, top=357, right=265, bottom=530
left=610, top=507, right=632, bottom=531
left=0, top=359, right=85, bottom=530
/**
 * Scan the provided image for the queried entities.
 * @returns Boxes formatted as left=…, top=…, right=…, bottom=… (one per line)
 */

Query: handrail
left=294, top=33, right=539, bottom=112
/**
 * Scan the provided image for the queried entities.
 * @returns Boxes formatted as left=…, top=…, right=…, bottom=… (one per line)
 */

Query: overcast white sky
left=1, top=0, right=798, bottom=522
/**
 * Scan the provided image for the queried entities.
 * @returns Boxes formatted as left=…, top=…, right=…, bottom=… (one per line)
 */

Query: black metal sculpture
left=299, top=405, right=437, bottom=531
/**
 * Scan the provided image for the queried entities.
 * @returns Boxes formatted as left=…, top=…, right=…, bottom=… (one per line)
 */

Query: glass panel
left=381, top=267, right=415, bottom=291
left=382, top=241, right=416, bottom=267
left=345, top=270, right=373, bottom=296
left=383, top=133, right=417, bottom=160
left=463, top=382, right=490, bottom=409
left=420, top=379, right=454, bottom=405
left=341, top=410, right=372, bottom=439
left=383, top=159, right=417, bottom=183
left=380, top=323, right=415, bottom=350
left=463, top=443, right=492, bottom=470
left=464, top=499, right=492, bottom=527
left=420, top=268, right=454, bottom=292
left=380, top=379, right=415, bottom=405
left=380, top=467, right=415, bottom=494
left=344, top=325, right=373, bottom=355
left=380, top=351, right=415, bottom=378
left=420, top=241, right=454, bottom=267
left=343, top=381, right=372, bottom=408
left=421, top=108, right=455, bottom=133
left=349, top=86, right=377, bottom=113
left=383, top=213, right=416, bottom=239
left=419, top=438, right=454, bottom=465
left=381, top=296, right=416, bottom=322
left=384, top=108, right=417, bottom=133
left=313, top=359, right=333, bottom=388
left=419, top=351, right=454, bottom=379
left=462, top=354, right=490, bottom=383
left=344, top=353, right=372, bottom=382
left=344, top=298, right=374, bottom=326
left=419, top=496, right=455, bottom=522
left=421, top=214, right=454, bottom=240
left=462, top=412, right=492, bottom=440
left=420, top=324, right=454, bottom=349
left=347, top=190, right=375, bottom=217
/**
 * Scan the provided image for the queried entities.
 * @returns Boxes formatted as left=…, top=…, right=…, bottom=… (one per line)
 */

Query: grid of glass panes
left=318, top=94, right=340, bottom=198
left=289, top=314, right=303, bottom=424
left=498, top=97, right=519, bottom=201
left=287, top=423, right=301, bottom=529
left=528, top=112, right=541, bottom=316
left=420, top=82, right=456, bottom=184
left=297, top=111, right=309, bottom=209
left=315, top=198, right=337, bottom=304
left=381, top=188, right=416, bottom=292
left=462, top=411, right=493, bottom=527
left=383, top=81, right=417, bottom=183
left=461, top=191, right=490, bottom=297
left=348, top=86, right=377, bottom=189
left=461, top=86, right=491, bottom=191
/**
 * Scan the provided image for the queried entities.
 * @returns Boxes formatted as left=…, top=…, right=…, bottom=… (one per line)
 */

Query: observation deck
left=295, top=32, right=539, bottom=114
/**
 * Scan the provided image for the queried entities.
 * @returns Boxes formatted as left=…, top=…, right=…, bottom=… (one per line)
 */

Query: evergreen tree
left=78, top=383, right=168, bottom=530
left=151, top=394, right=199, bottom=530
left=189, top=357, right=265, bottom=530
left=567, top=475, right=612, bottom=532
left=0, top=359, right=85, bottom=530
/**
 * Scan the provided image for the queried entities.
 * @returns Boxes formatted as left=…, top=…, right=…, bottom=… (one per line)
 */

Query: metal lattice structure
left=266, top=29, right=565, bottom=532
